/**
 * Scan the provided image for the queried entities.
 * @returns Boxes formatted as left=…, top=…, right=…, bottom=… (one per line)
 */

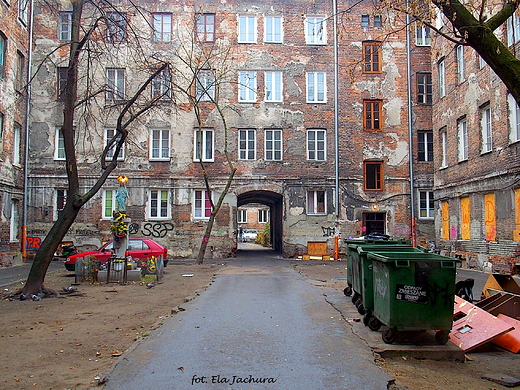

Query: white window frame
left=307, top=190, right=326, bottom=215
left=106, top=12, right=127, bottom=43
left=106, top=68, right=125, bottom=101
left=238, top=15, right=257, bottom=43
left=438, top=59, right=445, bottom=98
left=237, top=209, right=247, bottom=223
left=54, top=127, right=65, bottom=160
left=150, top=129, right=171, bottom=161
left=238, top=71, right=257, bottom=102
left=507, top=14, right=520, bottom=46
left=153, top=13, right=172, bottom=42
left=105, top=128, right=125, bottom=161
left=418, top=190, right=435, bottom=219
left=196, top=70, right=215, bottom=102
left=102, top=189, right=117, bottom=219
left=440, top=127, right=448, bottom=168
left=456, top=45, right=465, bottom=83
left=152, top=68, right=171, bottom=99
left=416, top=24, right=431, bottom=46
left=307, top=129, right=326, bottom=161
left=264, top=16, right=282, bottom=43
left=305, top=16, right=326, bottom=45
left=194, top=128, right=214, bottom=162
left=265, top=129, right=282, bottom=161
left=418, top=130, right=434, bottom=162
left=196, top=13, right=215, bottom=42
left=508, top=93, right=520, bottom=143
left=458, top=118, right=468, bottom=162
left=480, top=104, right=492, bottom=154
left=13, top=122, right=21, bottom=166
left=9, top=199, right=20, bottom=243
left=193, top=190, right=211, bottom=219
left=238, top=129, right=256, bottom=160
left=306, top=72, right=326, bottom=103
left=0, top=33, right=6, bottom=79
left=258, top=209, right=269, bottom=223
left=18, top=0, right=29, bottom=25
left=148, top=189, right=171, bottom=220
left=58, top=12, right=72, bottom=41
left=264, top=71, right=283, bottom=102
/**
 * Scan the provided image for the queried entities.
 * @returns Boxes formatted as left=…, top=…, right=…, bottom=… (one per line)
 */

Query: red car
left=64, top=238, right=168, bottom=271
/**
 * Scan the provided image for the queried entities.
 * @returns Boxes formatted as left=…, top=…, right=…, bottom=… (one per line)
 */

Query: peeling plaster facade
left=22, top=0, right=435, bottom=260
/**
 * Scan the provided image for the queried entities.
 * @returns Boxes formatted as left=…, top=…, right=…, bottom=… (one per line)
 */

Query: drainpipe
left=406, top=11, right=417, bottom=246
left=21, top=0, right=35, bottom=261
left=333, top=0, right=340, bottom=259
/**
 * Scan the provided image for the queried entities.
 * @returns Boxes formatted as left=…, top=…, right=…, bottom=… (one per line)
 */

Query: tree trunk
left=196, top=215, right=216, bottom=264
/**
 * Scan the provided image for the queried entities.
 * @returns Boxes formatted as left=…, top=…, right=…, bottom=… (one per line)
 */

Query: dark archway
left=237, top=190, right=283, bottom=253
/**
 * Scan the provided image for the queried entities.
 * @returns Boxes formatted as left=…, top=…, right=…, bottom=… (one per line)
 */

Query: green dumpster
left=368, top=251, right=460, bottom=345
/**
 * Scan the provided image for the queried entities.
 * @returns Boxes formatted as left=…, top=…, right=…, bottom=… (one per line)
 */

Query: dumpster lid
left=367, top=251, right=460, bottom=263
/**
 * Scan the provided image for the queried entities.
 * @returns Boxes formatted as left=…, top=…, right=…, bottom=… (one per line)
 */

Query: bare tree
left=23, top=0, right=170, bottom=295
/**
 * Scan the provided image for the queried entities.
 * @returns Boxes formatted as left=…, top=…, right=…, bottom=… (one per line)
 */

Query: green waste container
left=368, top=251, right=460, bottom=345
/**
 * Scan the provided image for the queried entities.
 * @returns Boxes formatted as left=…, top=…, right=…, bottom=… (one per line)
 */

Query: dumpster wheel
left=367, top=316, right=382, bottom=331
left=382, top=328, right=396, bottom=344
left=355, top=298, right=366, bottom=315
left=343, top=286, right=352, bottom=296
left=435, top=330, right=450, bottom=345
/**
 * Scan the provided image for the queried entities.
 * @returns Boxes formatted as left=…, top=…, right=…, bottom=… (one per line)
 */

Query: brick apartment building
left=431, top=10, right=520, bottom=274
left=0, top=0, right=30, bottom=266
left=23, top=0, right=435, bottom=260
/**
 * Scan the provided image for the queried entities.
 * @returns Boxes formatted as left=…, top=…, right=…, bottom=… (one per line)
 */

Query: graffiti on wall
left=141, top=222, right=174, bottom=238
left=26, top=236, right=42, bottom=250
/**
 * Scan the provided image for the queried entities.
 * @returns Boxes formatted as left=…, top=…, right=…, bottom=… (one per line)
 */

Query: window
left=264, top=71, right=282, bottom=102
left=258, top=209, right=269, bottom=223
left=363, top=42, right=381, bottom=73
left=373, top=15, right=382, bottom=27
left=54, top=128, right=65, bottom=160
left=103, top=189, right=116, bottom=219
left=364, top=161, right=383, bottom=190
left=106, top=68, right=125, bottom=101
left=306, top=72, right=326, bottom=102
left=416, top=24, right=431, bottom=46
left=363, top=100, right=382, bottom=131
left=418, top=130, right=433, bottom=162
left=105, top=128, right=124, bottom=161
left=106, top=12, right=127, bottom=43
left=0, top=33, right=6, bottom=79
left=238, top=15, right=257, bottom=43
left=194, top=128, right=214, bottom=161
left=9, top=199, right=20, bottom=243
left=419, top=191, right=434, bottom=219
left=438, top=59, right=445, bottom=98
left=307, top=129, right=326, bottom=161
left=238, top=71, right=257, bottom=102
left=196, top=13, right=215, bottom=42
left=456, top=45, right=465, bottom=83
left=152, top=68, right=171, bottom=99
left=440, top=127, right=448, bottom=168
left=307, top=190, right=326, bottom=214
left=150, top=129, right=170, bottom=160
left=306, top=16, right=326, bottom=44
left=417, top=73, right=432, bottom=105
left=15, top=51, right=25, bottom=91
left=13, top=122, right=21, bottom=166
left=196, top=70, right=215, bottom=102
left=265, top=129, right=282, bottom=161
left=264, top=16, right=282, bottom=43
left=508, top=93, right=520, bottom=143
left=149, top=189, right=170, bottom=219
left=58, top=12, right=72, bottom=41
left=361, top=15, right=369, bottom=27
left=194, top=190, right=211, bottom=219
left=481, top=104, right=492, bottom=153
left=458, top=117, right=468, bottom=161
left=237, top=209, right=247, bottom=223
left=0, top=113, right=4, bottom=143
left=18, top=0, right=29, bottom=24
left=56, top=189, right=67, bottom=216
left=239, top=129, right=256, bottom=160
left=57, top=67, right=68, bottom=100
left=507, top=14, right=520, bottom=46
left=153, top=13, right=172, bottom=42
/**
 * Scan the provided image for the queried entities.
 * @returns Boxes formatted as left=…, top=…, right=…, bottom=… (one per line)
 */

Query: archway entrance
left=237, top=190, right=283, bottom=253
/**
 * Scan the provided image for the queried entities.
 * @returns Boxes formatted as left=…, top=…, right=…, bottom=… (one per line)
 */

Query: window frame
left=13, top=122, right=21, bottom=166
left=194, top=128, right=214, bottom=162
left=306, top=71, right=326, bottom=103
left=418, top=130, right=434, bottom=162
left=105, top=128, right=125, bottom=161
left=507, top=14, right=520, bottom=46
left=238, top=128, right=256, bottom=160
left=15, top=51, right=25, bottom=92
left=305, top=16, right=326, bottom=45
left=265, top=129, right=282, bottom=161
left=363, top=100, right=383, bottom=131
left=361, top=15, right=369, bottom=28
left=363, top=41, right=381, bottom=73
left=418, top=190, right=435, bottom=219
left=264, top=71, right=283, bottom=102
left=58, top=12, right=72, bottom=41
left=237, top=209, right=247, bottom=224
left=153, top=13, right=172, bottom=42
left=307, top=190, right=326, bottom=215
left=54, top=127, right=65, bottom=160
left=417, top=72, right=432, bottom=105
left=416, top=24, right=431, bottom=46
left=480, top=103, right=492, bottom=154
left=364, top=161, right=383, bottom=191
left=193, top=190, right=212, bottom=219
left=102, top=189, right=117, bottom=220
left=106, top=12, right=127, bottom=43
left=440, top=127, right=448, bottom=168
left=238, top=71, right=257, bottom=102
left=0, top=112, right=4, bottom=144
left=508, top=93, right=520, bottom=143
left=55, top=189, right=67, bottom=220
left=196, top=70, right=216, bottom=102
left=150, top=129, right=171, bottom=161
left=438, top=59, right=445, bottom=98
left=458, top=117, right=468, bottom=162
left=18, top=0, right=29, bottom=25
left=307, top=128, right=326, bottom=161
left=238, top=15, right=257, bottom=43
left=151, top=68, right=172, bottom=99
left=106, top=68, right=126, bottom=101
left=264, top=15, right=283, bottom=43
left=456, top=45, right=465, bottom=83
left=57, top=67, right=68, bottom=100
left=0, top=33, right=5, bottom=79
left=258, top=209, right=269, bottom=223
left=196, top=13, right=215, bottom=42
left=148, top=189, right=171, bottom=220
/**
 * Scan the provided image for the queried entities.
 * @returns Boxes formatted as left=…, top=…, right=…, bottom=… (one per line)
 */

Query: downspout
left=406, top=11, right=417, bottom=246
left=21, top=0, right=35, bottom=260
left=333, top=0, right=340, bottom=259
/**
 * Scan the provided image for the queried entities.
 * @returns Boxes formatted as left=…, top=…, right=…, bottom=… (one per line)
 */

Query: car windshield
left=102, top=240, right=149, bottom=251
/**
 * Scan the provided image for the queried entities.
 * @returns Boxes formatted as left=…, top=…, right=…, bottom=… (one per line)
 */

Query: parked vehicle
left=53, top=243, right=78, bottom=261
left=242, top=229, right=259, bottom=242
left=64, top=238, right=168, bottom=271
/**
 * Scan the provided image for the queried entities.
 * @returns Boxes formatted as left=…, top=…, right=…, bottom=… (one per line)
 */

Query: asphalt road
left=104, top=252, right=393, bottom=390
left=0, top=260, right=63, bottom=288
